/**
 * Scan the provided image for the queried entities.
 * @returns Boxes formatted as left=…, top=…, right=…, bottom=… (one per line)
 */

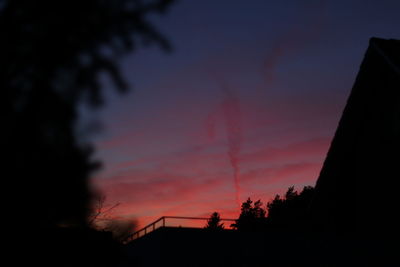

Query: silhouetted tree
left=267, top=186, right=315, bottom=228
left=89, top=194, right=120, bottom=227
left=205, top=212, right=224, bottom=230
left=232, top=198, right=267, bottom=231
left=231, top=186, right=315, bottom=231
left=88, top=194, right=137, bottom=243
left=1, top=0, right=174, bottom=266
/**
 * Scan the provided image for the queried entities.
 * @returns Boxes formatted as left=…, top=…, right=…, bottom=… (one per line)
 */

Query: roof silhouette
left=310, top=37, right=400, bottom=237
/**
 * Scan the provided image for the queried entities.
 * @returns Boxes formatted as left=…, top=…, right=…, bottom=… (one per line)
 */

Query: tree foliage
left=1, top=1, right=174, bottom=265
left=266, top=186, right=315, bottom=228
left=1, top=0, right=174, bottom=229
left=204, top=212, right=224, bottom=230
left=232, top=198, right=267, bottom=231
left=232, top=186, right=315, bottom=231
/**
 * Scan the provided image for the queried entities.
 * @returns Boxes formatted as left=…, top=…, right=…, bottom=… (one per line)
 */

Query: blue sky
left=83, top=0, right=400, bottom=227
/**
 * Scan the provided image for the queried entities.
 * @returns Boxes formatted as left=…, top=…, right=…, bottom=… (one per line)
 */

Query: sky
left=83, top=0, right=400, bottom=228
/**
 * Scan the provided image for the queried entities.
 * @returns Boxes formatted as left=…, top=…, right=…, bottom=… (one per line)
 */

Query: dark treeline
left=206, top=185, right=315, bottom=231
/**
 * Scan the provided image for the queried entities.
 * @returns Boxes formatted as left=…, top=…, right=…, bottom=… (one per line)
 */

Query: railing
left=125, top=216, right=236, bottom=242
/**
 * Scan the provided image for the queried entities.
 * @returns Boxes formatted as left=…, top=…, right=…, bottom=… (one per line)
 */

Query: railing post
left=127, top=216, right=236, bottom=242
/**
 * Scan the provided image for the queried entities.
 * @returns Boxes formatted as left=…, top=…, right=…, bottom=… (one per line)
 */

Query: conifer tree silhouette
left=205, top=212, right=224, bottom=230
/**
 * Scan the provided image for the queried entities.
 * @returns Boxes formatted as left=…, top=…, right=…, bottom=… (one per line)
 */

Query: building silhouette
left=311, top=38, right=400, bottom=237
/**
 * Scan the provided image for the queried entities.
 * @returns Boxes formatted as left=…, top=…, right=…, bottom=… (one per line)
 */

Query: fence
left=125, top=216, right=236, bottom=242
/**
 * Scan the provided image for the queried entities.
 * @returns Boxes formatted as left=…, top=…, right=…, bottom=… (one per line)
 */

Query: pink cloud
left=93, top=134, right=328, bottom=227
left=90, top=3, right=339, bottom=228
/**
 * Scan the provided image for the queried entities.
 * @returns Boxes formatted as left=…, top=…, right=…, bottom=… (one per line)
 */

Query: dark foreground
left=121, top=227, right=395, bottom=267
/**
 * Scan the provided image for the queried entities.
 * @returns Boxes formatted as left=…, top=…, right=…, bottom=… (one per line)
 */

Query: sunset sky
left=84, top=0, right=400, bottom=228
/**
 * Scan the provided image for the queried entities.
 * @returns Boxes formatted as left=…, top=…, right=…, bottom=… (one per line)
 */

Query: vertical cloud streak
left=220, top=81, right=243, bottom=209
